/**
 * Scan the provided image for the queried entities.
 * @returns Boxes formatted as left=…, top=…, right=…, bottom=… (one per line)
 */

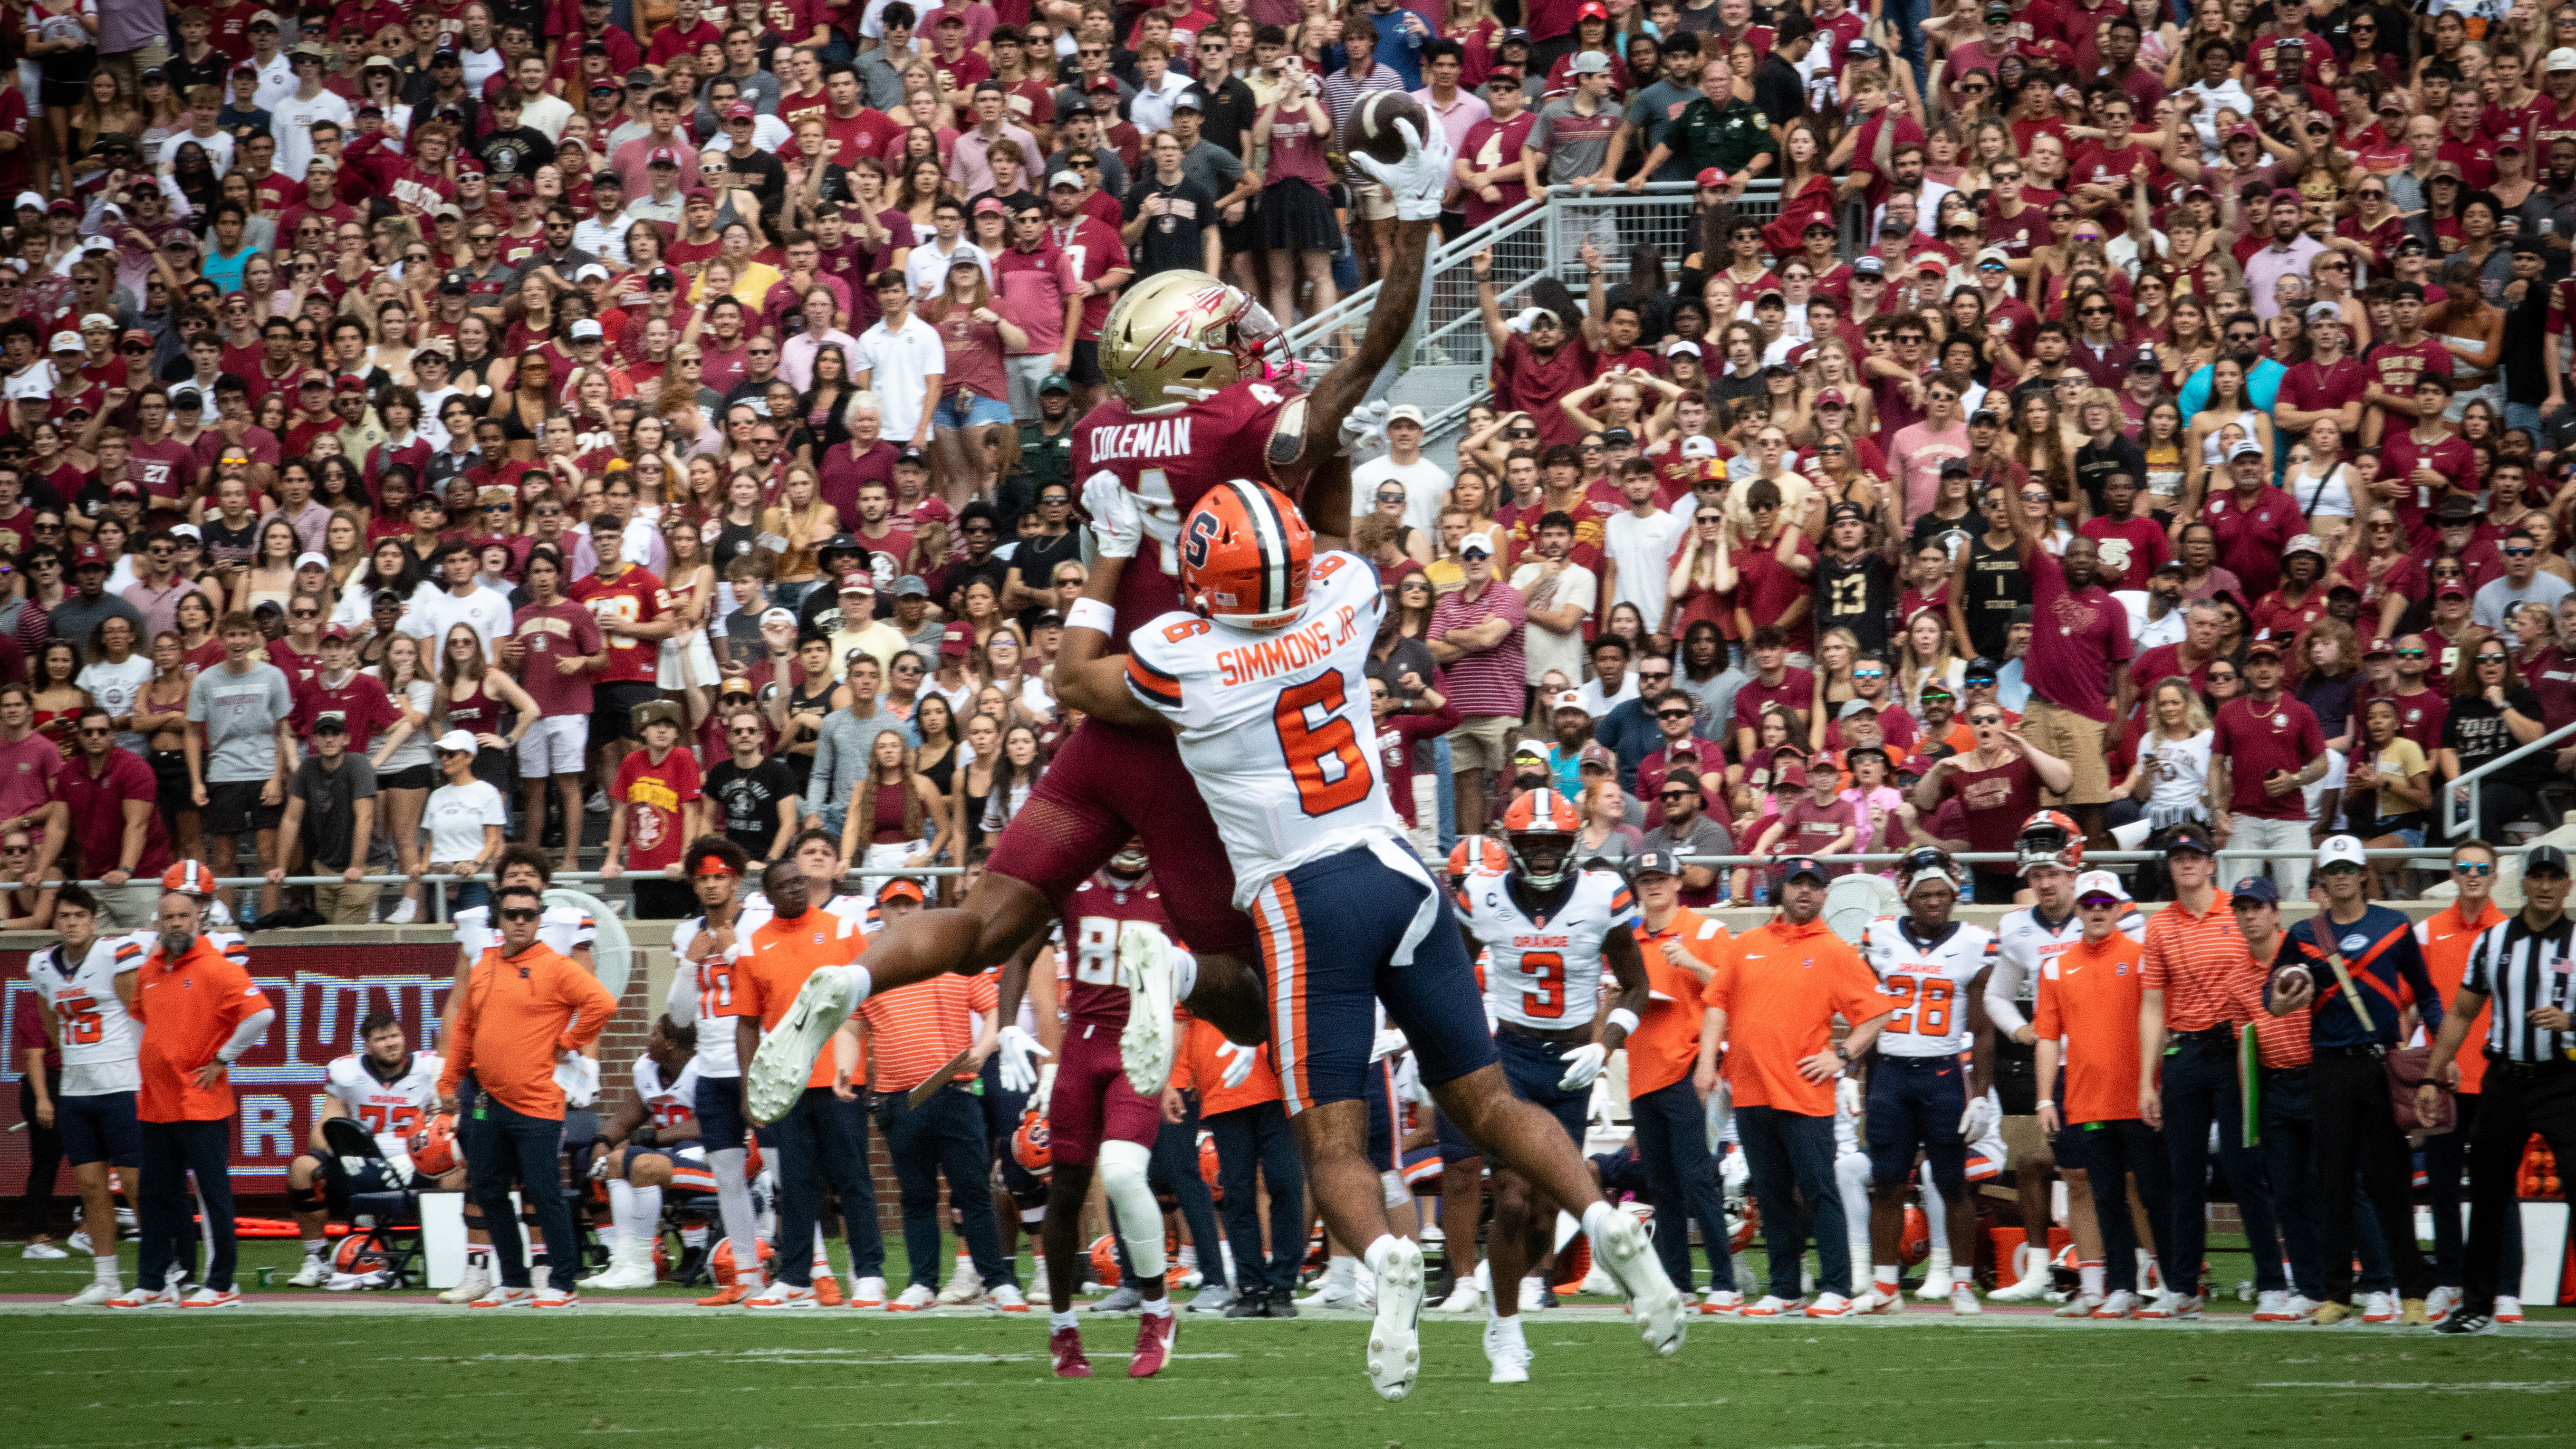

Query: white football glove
left=1033, top=1060, right=1057, bottom=1104
left=1217, top=1039, right=1260, bottom=1089
left=1836, top=1074, right=1862, bottom=1118
left=1351, top=116, right=1454, bottom=223
left=1081, top=469, right=1142, bottom=559
left=1340, top=397, right=1389, bottom=454
left=1557, top=1041, right=1608, bottom=1091
left=996, top=1024, right=1051, bottom=1095
left=1959, top=1093, right=2000, bottom=1141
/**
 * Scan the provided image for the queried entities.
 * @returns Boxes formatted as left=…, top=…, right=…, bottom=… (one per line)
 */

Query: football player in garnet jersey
left=1046, top=481, right=1685, bottom=1402
left=741, top=119, right=1456, bottom=1138
left=1454, top=789, right=1653, bottom=1382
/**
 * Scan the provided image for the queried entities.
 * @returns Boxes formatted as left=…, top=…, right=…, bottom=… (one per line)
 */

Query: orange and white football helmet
left=163, top=859, right=218, bottom=896
left=1180, top=480, right=1312, bottom=630
left=711, top=1236, right=775, bottom=1287
left=1446, top=834, right=1509, bottom=883
left=1011, top=1106, right=1053, bottom=1178
left=2015, top=809, right=2084, bottom=877
left=409, top=1113, right=459, bottom=1176
left=1502, top=788, right=1582, bottom=890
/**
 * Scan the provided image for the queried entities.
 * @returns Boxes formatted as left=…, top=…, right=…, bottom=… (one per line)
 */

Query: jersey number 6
left=1273, top=675, right=1371, bottom=817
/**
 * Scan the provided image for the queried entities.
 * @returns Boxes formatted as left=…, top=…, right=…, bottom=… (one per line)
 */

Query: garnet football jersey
left=1061, top=871, right=1173, bottom=1027
left=568, top=563, right=673, bottom=684
left=1073, top=375, right=1307, bottom=652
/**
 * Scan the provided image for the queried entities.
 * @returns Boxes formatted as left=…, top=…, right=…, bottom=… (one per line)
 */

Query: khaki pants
left=2021, top=696, right=2112, bottom=806
left=314, top=881, right=383, bottom=924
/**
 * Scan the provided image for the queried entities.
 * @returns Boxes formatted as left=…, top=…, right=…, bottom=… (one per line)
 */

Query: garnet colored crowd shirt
left=2211, top=693, right=2327, bottom=820
left=614, top=744, right=703, bottom=872
left=2025, top=558, right=2132, bottom=722
left=1936, top=752, right=2042, bottom=852
left=569, top=563, right=672, bottom=685
left=512, top=600, right=608, bottom=718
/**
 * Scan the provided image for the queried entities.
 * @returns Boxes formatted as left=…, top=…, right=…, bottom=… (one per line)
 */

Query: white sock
left=708, top=1146, right=760, bottom=1290
left=1172, top=950, right=1199, bottom=1001
left=94, top=1251, right=120, bottom=1285
left=815, top=1227, right=836, bottom=1278
left=845, top=964, right=875, bottom=1004
left=2080, top=1261, right=2105, bottom=1296
left=1142, top=1295, right=1174, bottom=1318
left=680, top=1224, right=707, bottom=1247
left=954, top=1251, right=975, bottom=1277
left=1362, top=1234, right=1400, bottom=1280
left=607, top=1180, right=654, bottom=1250
left=1324, top=1254, right=1358, bottom=1289
left=1849, top=1241, right=1873, bottom=1275
left=302, top=1237, right=327, bottom=1258
left=1050, top=1308, right=1078, bottom=1331
left=1579, top=1199, right=1621, bottom=1243
left=1927, top=1241, right=1953, bottom=1278
left=1177, top=1243, right=1198, bottom=1268
left=1874, top=1263, right=1900, bottom=1291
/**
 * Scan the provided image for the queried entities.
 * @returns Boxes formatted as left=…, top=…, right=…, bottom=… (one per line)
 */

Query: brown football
left=1342, top=89, right=1430, bottom=168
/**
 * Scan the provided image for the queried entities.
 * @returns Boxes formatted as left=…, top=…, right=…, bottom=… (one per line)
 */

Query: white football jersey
left=634, top=1052, right=702, bottom=1128
left=30, top=937, right=143, bottom=1096
left=1455, top=867, right=1639, bottom=1032
left=1989, top=901, right=2142, bottom=1036
left=1127, top=551, right=1403, bottom=907
left=1859, top=916, right=1999, bottom=1057
left=667, top=907, right=763, bottom=1076
left=323, top=1050, right=445, bottom=1144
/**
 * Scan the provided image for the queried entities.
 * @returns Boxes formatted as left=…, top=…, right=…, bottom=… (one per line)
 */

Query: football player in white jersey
left=1984, top=812, right=2140, bottom=1302
left=1455, top=788, right=1652, bottom=1381
left=30, top=885, right=144, bottom=1306
left=664, top=835, right=787, bottom=1305
left=284, top=1010, right=449, bottom=1286
left=582, top=1013, right=716, bottom=1290
left=1050, top=480, right=1685, bottom=1402
left=436, top=844, right=601, bottom=1304
left=1852, top=849, right=1997, bottom=1316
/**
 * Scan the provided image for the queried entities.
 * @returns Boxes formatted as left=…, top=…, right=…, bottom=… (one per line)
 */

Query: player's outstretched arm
left=1288, top=118, right=1451, bottom=489
left=1053, top=512, right=1167, bottom=730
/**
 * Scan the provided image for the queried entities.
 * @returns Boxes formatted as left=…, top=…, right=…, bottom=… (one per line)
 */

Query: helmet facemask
left=1508, top=830, right=1577, bottom=892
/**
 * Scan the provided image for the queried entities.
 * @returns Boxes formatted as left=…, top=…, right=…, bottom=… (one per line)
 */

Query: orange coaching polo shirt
left=130, top=934, right=271, bottom=1123
left=1702, top=914, right=1885, bottom=1115
left=2140, top=887, right=2254, bottom=1033
left=435, top=942, right=619, bottom=1120
left=860, top=970, right=999, bottom=1094
left=1630, top=908, right=1730, bottom=1098
left=2032, top=931, right=2148, bottom=1126
left=1174, top=1013, right=1283, bottom=1114
left=2417, top=899, right=2508, bottom=1094
left=729, top=907, right=866, bottom=1090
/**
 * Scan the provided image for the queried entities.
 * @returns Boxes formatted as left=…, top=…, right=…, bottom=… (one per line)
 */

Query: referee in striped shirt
left=2420, top=843, right=2576, bottom=1335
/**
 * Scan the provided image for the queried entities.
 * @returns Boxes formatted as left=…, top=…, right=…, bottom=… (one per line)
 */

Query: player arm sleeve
left=1984, top=948, right=2029, bottom=1034
left=217, top=1004, right=275, bottom=1064
left=665, top=946, right=699, bottom=1027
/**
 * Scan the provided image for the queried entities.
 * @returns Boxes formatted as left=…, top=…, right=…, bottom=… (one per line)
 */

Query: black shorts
left=1068, top=339, right=1104, bottom=388
left=203, top=778, right=282, bottom=836
left=58, top=1090, right=139, bottom=1168
left=692, top=1071, right=746, bottom=1153
left=594, top=681, right=660, bottom=744
left=1970, top=867, right=2023, bottom=905
left=1992, top=1038, right=2038, bottom=1116
left=378, top=763, right=436, bottom=791
left=1219, top=198, right=1260, bottom=255
left=148, top=748, right=191, bottom=806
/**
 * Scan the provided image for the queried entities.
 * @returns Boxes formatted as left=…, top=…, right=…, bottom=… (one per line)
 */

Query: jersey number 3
left=1273, top=675, right=1370, bottom=817
left=1519, top=950, right=1565, bottom=1020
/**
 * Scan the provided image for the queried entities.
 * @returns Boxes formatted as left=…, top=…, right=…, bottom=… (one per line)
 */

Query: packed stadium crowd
left=8, top=0, right=2576, bottom=1402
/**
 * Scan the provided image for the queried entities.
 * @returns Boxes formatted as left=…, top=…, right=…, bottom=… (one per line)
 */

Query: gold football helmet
left=1099, top=270, right=1281, bottom=412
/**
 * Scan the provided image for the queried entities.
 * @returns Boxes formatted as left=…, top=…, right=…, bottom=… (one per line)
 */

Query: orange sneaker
left=814, top=1274, right=845, bottom=1307
left=697, top=1282, right=756, bottom=1306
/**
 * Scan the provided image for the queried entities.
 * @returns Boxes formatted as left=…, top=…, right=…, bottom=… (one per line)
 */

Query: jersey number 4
left=1882, top=973, right=1954, bottom=1036
left=1274, top=675, right=1371, bottom=817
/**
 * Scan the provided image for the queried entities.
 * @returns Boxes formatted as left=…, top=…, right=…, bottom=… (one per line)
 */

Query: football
left=1342, top=89, right=1430, bottom=167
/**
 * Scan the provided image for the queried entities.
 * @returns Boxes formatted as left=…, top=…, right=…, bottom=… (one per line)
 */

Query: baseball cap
left=1570, top=50, right=1612, bottom=75
left=1854, top=255, right=1885, bottom=277
left=758, top=606, right=797, bottom=628
left=2228, top=439, right=2264, bottom=461
left=1548, top=689, right=1586, bottom=715
left=335, top=374, right=367, bottom=393
left=2243, top=635, right=2284, bottom=658
left=1963, top=657, right=1999, bottom=682
left=1577, top=740, right=1615, bottom=773
left=1682, top=435, right=1719, bottom=459
left=2132, top=345, right=2162, bottom=372
left=895, top=575, right=929, bottom=598
left=1826, top=501, right=1867, bottom=525
left=434, top=729, right=479, bottom=754
left=294, top=551, right=330, bottom=571
left=719, top=677, right=753, bottom=698
left=107, top=480, right=138, bottom=498
left=569, top=318, right=604, bottom=342
left=2437, top=493, right=2482, bottom=520
left=2305, top=300, right=2344, bottom=324
left=2164, top=824, right=2215, bottom=856
left=2362, top=634, right=2395, bottom=657
left=312, top=710, right=347, bottom=733
left=648, top=146, right=682, bottom=168
left=1459, top=532, right=1494, bottom=557
left=631, top=700, right=684, bottom=734
left=2072, top=870, right=2129, bottom=904
left=2315, top=834, right=2369, bottom=871
left=837, top=571, right=875, bottom=595
left=1973, top=245, right=2012, bottom=267
left=725, top=101, right=755, bottom=121
left=45, top=330, right=78, bottom=352
left=2285, top=533, right=2325, bottom=559
left=1696, top=166, right=1729, bottom=189
left=1039, top=372, right=1072, bottom=394
left=1775, top=855, right=1829, bottom=885
left=1173, top=88, right=1207, bottom=111
left=300, top=370, right=334, bottom=393
left=1511, top=738, right=1550, bottom=765
left=1048, top=170, right=1083, bottom=191
left=440, top=269, right=471, bottom=294
left=2230, top=874, right=2281, bottom=905
left=1940, top=457, right=1972, bottom=477
left=877, top=878, right=927, bottom=904
left=941, top=621, right=972, bottom=656
left=1387, top=403, right=1425, bottom=426
left=71, top=543, right=105, bottom=568
left=1776, top=761, right=1808, bottom=788
left=2526, top=843, right=2573, bottom=876
left=573, top=263, right=611, bottom=283
left=319, top=624, right=352, bottom=643
left=1814, top=387, right=1846, bottom=407
left=1632, top=848, right=1681, bottom=880
left=2548, top=46, right=2576, bottom=71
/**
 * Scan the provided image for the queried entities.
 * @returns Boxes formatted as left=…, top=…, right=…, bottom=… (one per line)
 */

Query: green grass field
left=5, top=1238, right=2574, bottom=1449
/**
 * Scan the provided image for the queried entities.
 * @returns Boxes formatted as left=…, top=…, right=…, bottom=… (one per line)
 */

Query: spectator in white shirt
left=853, top=269, right=946, bottom=446
left=1350, top=404, right=1450, bottom=537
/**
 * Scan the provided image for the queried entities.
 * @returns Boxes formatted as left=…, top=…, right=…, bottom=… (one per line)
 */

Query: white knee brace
left=1099, top=1140, right=1165, bottom=1280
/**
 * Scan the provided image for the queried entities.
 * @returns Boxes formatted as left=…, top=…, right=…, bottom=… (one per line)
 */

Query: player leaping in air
left=1047, top=479, right=1685, bottom=1401
left=743, top=124, right=1454, bottom=1162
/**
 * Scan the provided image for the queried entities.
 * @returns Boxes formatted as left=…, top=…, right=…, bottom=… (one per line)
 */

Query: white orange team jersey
left=1455, top=867, right=1638, bottom=1032
left=31, top=938, right=143, bottom=1096
left=668, top=907, right=766, bottom=1077
left=1126, top=550, right=1405, bottom=906
left=323, top=1050, right=444, bottom=1144
left=1989, top=901, right=2142, bottom=1037
left=634, top=1052, right=702, bottom=1128
left=1858, top=915, right=1998, bottom=1058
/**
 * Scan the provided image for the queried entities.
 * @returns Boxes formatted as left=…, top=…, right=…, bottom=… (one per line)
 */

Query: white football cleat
left=888, top=1283, right=937, bottom=1311
left=62, top=1281, right=118, bottom=1307
left=850, top=1275, right=887, bottom=1308
left=1435, top=1279, right=1483, bottom=1314
left=746, top=1281, right=819, bottom=1310
left=178, top=1286, right=240, bottom=1308
left=1853, top=1285, right=1905, bottom=1315
left=580, top=1239, right=658, bottom=1290
left=746, top=967, right=857, bottom=1123
left=935, top=1260, right=985, bottom=1306
left=1364, top=1238, right=1426, bottom=1402
left=1300, top=1279, right=1363, bottom=1311
left=468, top=1284, right=535, bottom=1308
left=531, top=1286, right=578, bottom=1308
left=22, top=1240, right=67, bottom=1259
left=2496, top=1296, right=2524, bottom=1324
left=988, top=1283, right=1029, bottom=1313
left=68, top=1230, right=92, bottom=1255
left=1592, top=1208, right=1685, bottom=1355
left=1740, top=1294, right=1791, bottom=1317
left=440, top=1262, right=494, bottom=1304
left=1115, top=922, right=1179, bottom=1096
left=1483, top=1313, right=1531, bottom=1384
left=1805, top=1292, right=1856, bottom=1318
left=2135, top=1290, right=2177, bottom=1320
left=2091, top=1289, right=2139, bottom=1320
left=1699, top=1290, right=1744, bottom=1316
left=2362, top=1291, right=2397, bottom=1324
left=2424, top=1286, right=2458, bottom=1324
left=286, top=1254, right=332, bottom=1288
left=105, top=1284, right=179, bottom=1310
left=1913, top=1267, right=1953, bottom=1301
left=2252, top=1290, right=2297, bottom=1322
left=1949, top=1286, right=1981, bottom=1315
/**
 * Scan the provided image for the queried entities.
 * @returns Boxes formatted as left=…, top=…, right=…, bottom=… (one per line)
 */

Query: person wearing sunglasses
left=433, top=877, right=619, bottom=1310
left=2174, top=297, right=2286, bottom=425
left=2433, top=635, right=2547, bottom=838
left=2404, top=837, right=2519, bottom=1330
left=2469, top=522, right=2575, bottom=633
